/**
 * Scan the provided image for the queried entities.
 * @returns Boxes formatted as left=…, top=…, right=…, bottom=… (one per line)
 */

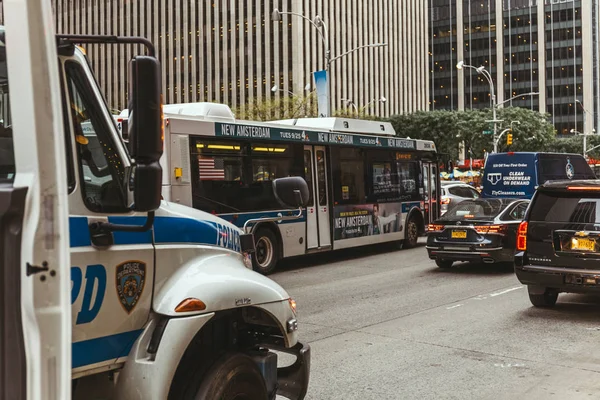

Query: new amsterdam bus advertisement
left=334, top=203, right=403, bottom=240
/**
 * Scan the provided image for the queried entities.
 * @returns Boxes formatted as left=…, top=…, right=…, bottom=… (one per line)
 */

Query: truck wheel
left=253, top=228, right=279, bottom=275
left=194, top=352, right=268, bottom=400
left=435, top=259, right=453, bottom=269
left=528, top=288, right=558, bottom=307
left=403, top=217, right=419, bottom=249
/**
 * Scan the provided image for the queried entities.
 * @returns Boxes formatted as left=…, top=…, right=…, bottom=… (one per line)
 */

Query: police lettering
left=71, top=264, right=107, bottom=325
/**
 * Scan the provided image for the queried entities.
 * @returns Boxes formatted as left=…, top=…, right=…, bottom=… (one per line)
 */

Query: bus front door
left=304, top=145, right=331, bottom=250
left=423, top=162, right=439, bottom=224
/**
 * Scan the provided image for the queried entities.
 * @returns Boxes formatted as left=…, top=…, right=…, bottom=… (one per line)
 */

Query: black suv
left=515, top=180, right=600, bottom=307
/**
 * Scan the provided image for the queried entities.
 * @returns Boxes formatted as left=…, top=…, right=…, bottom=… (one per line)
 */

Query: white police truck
left=0, top=2, right=310, bottom=399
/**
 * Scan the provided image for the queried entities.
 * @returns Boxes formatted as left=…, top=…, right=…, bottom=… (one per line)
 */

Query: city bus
left=154, top=102, right=440, bottom=274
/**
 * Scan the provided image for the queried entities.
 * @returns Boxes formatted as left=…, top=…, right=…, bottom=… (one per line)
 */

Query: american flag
left=198, top=157, right=225, bottom=180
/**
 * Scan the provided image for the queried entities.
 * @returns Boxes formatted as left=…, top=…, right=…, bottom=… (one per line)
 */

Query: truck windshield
left=0, top=27, right=14, bottom=184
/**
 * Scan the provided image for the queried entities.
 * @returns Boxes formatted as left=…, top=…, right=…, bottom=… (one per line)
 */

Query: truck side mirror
left=127, top=55, right=163, bottom=212
left=127, top=56, right=162, bottom=161
left=272, top=177, right=310, bottom=208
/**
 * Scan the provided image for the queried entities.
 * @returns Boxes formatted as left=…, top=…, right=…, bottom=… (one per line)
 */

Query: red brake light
left=517, top=221, right=528, bottom=251
left=567, top=186, right=600, bottom=191
left=427, top=224, right=444, bottom=233
left=441, top=197, right=450, bottom=205
left=474, top=224, right=508, bottom=234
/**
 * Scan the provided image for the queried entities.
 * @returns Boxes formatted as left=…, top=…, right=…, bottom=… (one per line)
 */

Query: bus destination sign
left=215, top=122, right=418, bottom=150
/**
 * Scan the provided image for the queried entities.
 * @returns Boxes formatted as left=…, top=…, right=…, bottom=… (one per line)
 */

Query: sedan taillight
left=517, top=221, right=528, bottom=251
left=427, top=224, right=445, bottom=233
left=441, top=197, right=450, bottom=205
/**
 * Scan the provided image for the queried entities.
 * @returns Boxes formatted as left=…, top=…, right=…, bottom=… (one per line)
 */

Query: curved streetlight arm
left=497, top=92, right=539, bottom=107
left=315, top=16, right=330, bottom=64
left=329, top=43, right=388, bottom=65
left=495, top=127, right=512, bottom=149
left=273, top=10, right=328, bottom=54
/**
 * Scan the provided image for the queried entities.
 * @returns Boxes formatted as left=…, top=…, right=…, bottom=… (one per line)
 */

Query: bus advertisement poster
left=334, top=203, right=403, bottom=240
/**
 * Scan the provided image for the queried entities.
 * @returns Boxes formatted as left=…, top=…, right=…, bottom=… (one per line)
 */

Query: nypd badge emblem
left=116, top=260, right=146, bottom=313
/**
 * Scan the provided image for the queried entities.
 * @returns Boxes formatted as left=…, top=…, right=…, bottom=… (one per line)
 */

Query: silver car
left=440, top=181, right=480, bottom=215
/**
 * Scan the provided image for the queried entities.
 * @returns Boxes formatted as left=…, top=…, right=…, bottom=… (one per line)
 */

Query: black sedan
left=426, top=198, right=530, bottom=268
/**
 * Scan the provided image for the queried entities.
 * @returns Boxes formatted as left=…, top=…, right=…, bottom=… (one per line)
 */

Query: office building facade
left=39, top=1, right=429, bottom=118
left=430, top=0, right=599, bottom=136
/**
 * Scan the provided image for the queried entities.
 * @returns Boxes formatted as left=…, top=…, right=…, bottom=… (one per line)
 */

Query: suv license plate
left=451, top=230, right=467, bottom=239
left=572, top=238, right=596, bottom=251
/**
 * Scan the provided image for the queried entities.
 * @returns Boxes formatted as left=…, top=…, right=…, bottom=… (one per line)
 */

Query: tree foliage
left=233, top=95, right=384, bottom=121
left=233, top=95, right=318, bottom=121
left=389, top=107, right=558, bottom=161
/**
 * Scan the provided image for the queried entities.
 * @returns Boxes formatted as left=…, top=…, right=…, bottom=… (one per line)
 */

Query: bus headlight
left=243, top=252, right=253, bottom=269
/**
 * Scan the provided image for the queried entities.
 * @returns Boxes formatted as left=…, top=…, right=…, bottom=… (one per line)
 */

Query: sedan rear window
left=530, top=192, right=600, bottom=223
left=439, top=199, right=511, bottom=221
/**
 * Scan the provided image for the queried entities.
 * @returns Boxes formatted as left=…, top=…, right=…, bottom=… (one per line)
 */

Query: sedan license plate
left=451, top=230, right=467, bottom=239
left=571, top=237, right=596, bottom=252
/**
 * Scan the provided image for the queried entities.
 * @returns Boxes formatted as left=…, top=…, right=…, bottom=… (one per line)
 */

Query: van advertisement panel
left=333, top=203, right=403, bottom=240
left=482, top=153, right=537, bottom=198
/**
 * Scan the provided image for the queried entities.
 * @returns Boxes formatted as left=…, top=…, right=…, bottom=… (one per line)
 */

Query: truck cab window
left=65, top=62, right=127, bottom=213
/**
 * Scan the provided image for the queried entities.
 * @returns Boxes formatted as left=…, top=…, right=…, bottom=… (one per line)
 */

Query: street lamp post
left=271, top=83, right=311, bottom=98
left=340, top=98, right=358, bottom=113
left=456, top=61, right=501, bottom=152
left=456, top=60, right=540, bottom=153
left=571, top=128, right=597, bottom=157
left=341, top=96, right=386, bottom=115
left=272, top=8, right=387, bottom=117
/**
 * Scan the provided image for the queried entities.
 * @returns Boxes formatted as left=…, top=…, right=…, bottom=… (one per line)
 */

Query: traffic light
left=507, top=132, right=513, bottom=145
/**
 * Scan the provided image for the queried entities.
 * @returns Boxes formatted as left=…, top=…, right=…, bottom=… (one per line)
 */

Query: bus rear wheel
left=253, top=228, right=279, bottom=275
left=403, top=217, right=419, bottom=249
left=193, top=352, right=269, bottom=400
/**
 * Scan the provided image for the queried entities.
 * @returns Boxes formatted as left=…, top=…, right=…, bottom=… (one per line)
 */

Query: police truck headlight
left=243, top=252, right=253, bottom=269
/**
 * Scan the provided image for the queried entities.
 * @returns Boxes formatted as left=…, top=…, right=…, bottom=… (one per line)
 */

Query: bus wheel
left=194, top=352, right=269, bottom=400
left=253, top=228, right=279, bottom=275
left=403, top=217, right=419, bottom=249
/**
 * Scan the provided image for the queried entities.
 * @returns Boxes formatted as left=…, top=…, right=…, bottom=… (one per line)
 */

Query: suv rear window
left=538, top=154, right=596, bottom=183
left=439, top=199, right=511, bottom=221
left=530, top=192, right=600, bottom=223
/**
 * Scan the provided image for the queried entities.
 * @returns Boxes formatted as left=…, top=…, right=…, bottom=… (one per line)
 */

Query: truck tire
left=403, top=217, right=419, bottom=249
left=193, top=352, right=269, bottom=400
left=252, top=228, right=279, bottom=275
left=528, top=288, right=558, bottom=308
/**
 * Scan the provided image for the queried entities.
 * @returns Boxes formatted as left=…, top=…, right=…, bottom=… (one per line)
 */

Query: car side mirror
left=127, top=55, right=163, bottom=212
left=272, top=177, right=310, bottom=208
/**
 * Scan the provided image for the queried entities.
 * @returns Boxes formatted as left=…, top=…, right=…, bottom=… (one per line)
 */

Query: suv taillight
left=517, top=221, right=528, bottom=251
left=474, top=224, right=508, bottom=235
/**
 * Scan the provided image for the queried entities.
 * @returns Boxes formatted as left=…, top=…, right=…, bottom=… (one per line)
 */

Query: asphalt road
left=271, top=238, right=600, bottom=400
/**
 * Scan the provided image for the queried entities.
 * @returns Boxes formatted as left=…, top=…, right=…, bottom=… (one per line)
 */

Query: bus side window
left=333, top=148, right=365, bottom=205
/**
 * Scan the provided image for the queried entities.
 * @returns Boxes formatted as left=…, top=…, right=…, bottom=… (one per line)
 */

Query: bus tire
left=403, top=217, right=419, bottom=249
left=193, top=352, right=269, bottom=400
left=252, top=228, right=279, bottom=275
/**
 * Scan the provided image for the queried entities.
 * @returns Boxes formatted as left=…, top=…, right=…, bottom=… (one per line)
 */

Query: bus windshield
left=0, top=27, right=14, bottom=184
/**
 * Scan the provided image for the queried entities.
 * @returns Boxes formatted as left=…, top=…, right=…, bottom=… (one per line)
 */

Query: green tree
left=234, top=94, right=318, bottom=121
left=389, top=107, right=557, bottom=161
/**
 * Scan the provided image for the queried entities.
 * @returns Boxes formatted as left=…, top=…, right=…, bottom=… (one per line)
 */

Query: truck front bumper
left=271, top=341, right=311, bottom=400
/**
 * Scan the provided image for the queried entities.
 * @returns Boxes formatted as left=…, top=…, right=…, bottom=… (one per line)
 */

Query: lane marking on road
left=446, top=304, right=463, bottom=309
left=494, top=363, right=526, bottom=368
left=490, top=286, right=523, bottom=297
